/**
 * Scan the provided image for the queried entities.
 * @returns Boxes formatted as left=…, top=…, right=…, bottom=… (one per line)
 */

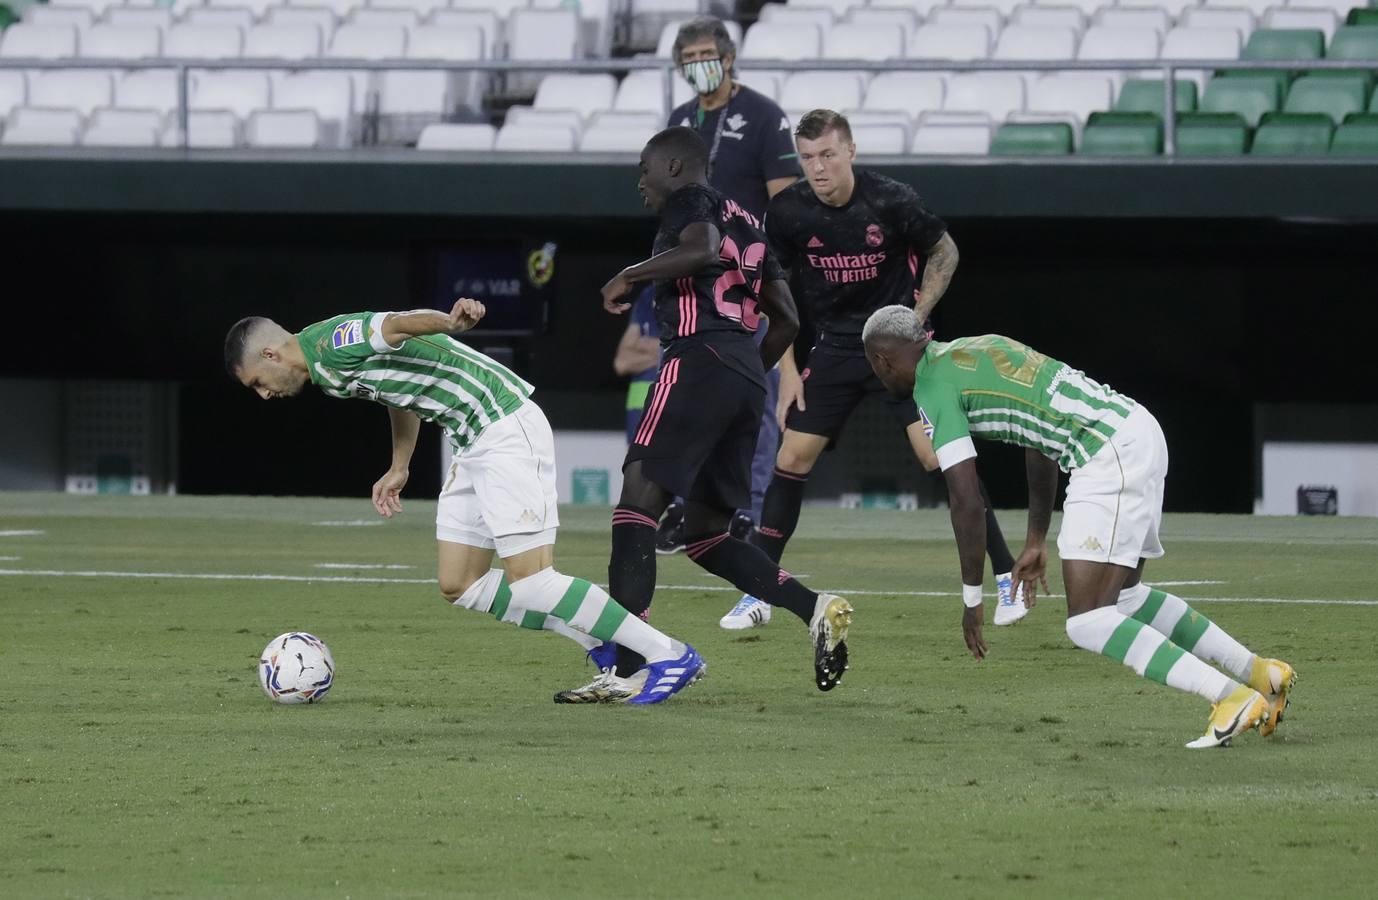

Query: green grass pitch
left=2, top=493, right=1376, bottom=898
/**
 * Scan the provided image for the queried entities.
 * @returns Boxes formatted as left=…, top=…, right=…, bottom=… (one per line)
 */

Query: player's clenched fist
left=448, top=298, right=486, bottom=332
left=601, top=271, right=634, bottom=314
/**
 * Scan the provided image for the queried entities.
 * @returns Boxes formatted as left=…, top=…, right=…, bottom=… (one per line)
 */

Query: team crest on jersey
left=865, top=224, right=884, bottom=248
left=352, top=382, right=378, bottom=401
left=332, top=319, right=364, bottom=349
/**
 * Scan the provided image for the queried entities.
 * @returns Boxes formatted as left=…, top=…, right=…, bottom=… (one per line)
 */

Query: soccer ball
left=258, top=632, right=335, bottom=704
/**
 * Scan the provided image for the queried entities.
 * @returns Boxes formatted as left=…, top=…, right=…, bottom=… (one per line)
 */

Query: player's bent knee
left=439, top=573, right=481, bottom=605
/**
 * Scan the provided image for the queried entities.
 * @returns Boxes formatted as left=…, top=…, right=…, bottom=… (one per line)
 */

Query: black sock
left=978, top=478, right=1016, bottom=575
left=610, top=504, right=658, bottom=675
left=752, top=467, right=809, bottom=563
left=686, top=530, right=817, bottom=625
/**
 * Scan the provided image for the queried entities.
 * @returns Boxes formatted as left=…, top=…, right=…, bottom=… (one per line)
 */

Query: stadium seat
left=825, top=22, right=905, bottom=60
left=930, top=6, right=1003, bottom=34
left=954, top=0, right=1024, bottom=15
left=1132, top=0, right=1196, bottom=16
left=1263, top=8, right=1339, bottom=44
left=378, top=25, right=486, bottom=140
left=758, top=3, right=835, bottom=31
left=493, top=121, right=578, bottom=151
left=0, top=71, right=26, bottom=118
left=25, top=5, right=96, bottom=29
left=0, top=5, right=16, bottom=30
left=1347, top=9, right=1378, bottom=27
left=1328, top=25, right=1378, bottom=60
left=944, top=73, right=1026, bottom=119
left=1284, top=74, right=1369, bottom=124
left=165, top=24, right=245, bottom=59
left=735, top=70, right=785, bottom=102
left=349, top=7, right=422, bottom=28
left=508, top=9, right=578, bottom=95
left=1037, top=0, right=1116, bottom=17
left=1179, top=7, right=1257, bottom=41
left=416, top=122, right=496, bottom=149
left=1080, top=110, right=1163, bottom=154
left=862, top=72, right=946, bottom=118
left=990, top=120, right=1074, bottom=153
left=193, top=72, right=271, bottom=119
left=909, top=24, right=993, bottom=60
left=1329, top=112, right=1378, bottom=153
left=161, top=109, right=242, bottom=148
left=995, top=24, right=1080, bottom=60
left=505, top=106, right=582, bottom=131
left=105, top=7, right=176, bottom=31
left=1162, top=27, right=1245, bottom=90
left=42, top=0, right=118, bottom=13
left=848, top=121, right=909, bottom=154
left=1250, top=110, right=1332, bottom=153
left=1175, top=111, right=1250, bottom=155
left=843, top=7, right=919, bottom=44
left=1077, top=27, right=1161, bottom=87
left=780, top=72, right=867, bottom=117
left=381, top=0, right=451, bottom=16
left=1241, top=27, right=1324, bottom=62
left=652, top=19, right=744, bottom=58
left=265, top=6, right=339, bottom=37
left=430, top=10, right=502, bottom=58
left=1115, top=78, right=1199, bottom=113
left=185, top=8, right=258, bottom=30
left=80, top=25, right=163, bottom=59
left=614, top=70, right=691, bottom=117
left=741, top=22, right=823, bottom=59
left=1201, top=0, right=1272, bottom=16
left=244, top=23, right=324, bottom=60
left=274, top=71, right=353, bottom=146
left=116, top=71, right=179, bottom=116
left=1286, top=0, right=1370, bottom=21
left=911, top=115, right=992, bottom=154
left=578, top=122, right=656, bottom=152
left=875, top=0, right=947, bottom=15
left=452, top=0, right=528, bottom=18
left=0, top=24, right=80, bottom=59
left=1095, top=6, right=1172, bottom=37
left=1028, top=73, right=1114, bottom=121
left=1011, top=5, right=1085, bottom=30
left=1201, top=74, right=1280, bottom=126
left=29, top=71, right=114, bottom=116
left=328, top=24, right=407, bottom=113
left=787, top=0, right=853, bottom=16
left=246, top=108, right=321, bottom=146
left=81, top=107, right=163, bottom=147
left=2, top=106, right=83, bottom=145
left=846, top=110, right=914, bottom=144
left=211, top=0, right=279, bottom=17
left=531, top=73, right=616, bottom=121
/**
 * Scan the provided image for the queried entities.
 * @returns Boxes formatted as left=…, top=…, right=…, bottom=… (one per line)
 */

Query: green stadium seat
left=1330, top=113, right=1378, bottom=153
left=1328, top=25, right=1378, bottom=60
left=1080, top=112, right=1162, bottom=156
left=0, top=4, right=18, bottom=29
left=1347, top=9, right=1378, bottom=26
left=1233, top=29, right=1326, bottom=93
left=1201, top=75, right=1281, bottom=127
left=990, top=122, right=1074, bottom=156
left=1285, top=75, right=1370, bottom=123
left=1250, top=112, right=1334, bottom=154
left=1115, top=79, right=1199, bottom=114
left=1175, top=113, right=1251, bottom=156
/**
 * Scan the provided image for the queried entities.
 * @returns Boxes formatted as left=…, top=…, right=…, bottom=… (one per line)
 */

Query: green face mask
left=681, top=58, right=725, bottom=95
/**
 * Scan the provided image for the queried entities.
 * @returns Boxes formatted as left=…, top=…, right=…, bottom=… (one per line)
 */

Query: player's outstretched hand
left=1011, top=544, right=1049, bottom=609
left=962, top=604, right=988, bottom=661
left=371, top=467, right=409, bottom=519
left=601, top=270, right=634, bottom=314
left=448, top=298, right=486, bottom=332
left=776, top=368, right=806, bottom=430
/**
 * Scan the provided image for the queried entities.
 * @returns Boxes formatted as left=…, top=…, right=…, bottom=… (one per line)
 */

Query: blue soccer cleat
left=587, top=641, right=618, bottom=672
left=628, top=645, right=706, bottom=705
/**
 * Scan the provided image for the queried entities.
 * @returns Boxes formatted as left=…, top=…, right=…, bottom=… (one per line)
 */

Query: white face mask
left=680, top=58, right=725, bottom=96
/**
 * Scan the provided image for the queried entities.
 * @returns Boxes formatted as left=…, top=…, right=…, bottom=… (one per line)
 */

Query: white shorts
left=1057, top=404, right=1168, bottom=569
left=436, top=401, right=560, bottom=558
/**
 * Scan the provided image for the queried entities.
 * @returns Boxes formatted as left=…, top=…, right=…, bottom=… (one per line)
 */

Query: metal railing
left=0, top=55, right=1372, bottom=154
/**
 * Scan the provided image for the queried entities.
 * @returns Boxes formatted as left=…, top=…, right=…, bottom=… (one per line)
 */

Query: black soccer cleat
left=809, top=594, right=853, bottom=692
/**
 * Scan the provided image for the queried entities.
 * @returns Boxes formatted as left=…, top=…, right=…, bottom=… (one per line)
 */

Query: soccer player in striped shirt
left=862, top=305, right=1296, bottom=748
left=223, top=299, right=704, bottom=704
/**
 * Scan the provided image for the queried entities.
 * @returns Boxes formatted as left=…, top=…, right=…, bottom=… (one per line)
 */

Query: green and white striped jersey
left=913, top=335, right=1136, bottom=472
left=297, top=312, right=533, bottom=450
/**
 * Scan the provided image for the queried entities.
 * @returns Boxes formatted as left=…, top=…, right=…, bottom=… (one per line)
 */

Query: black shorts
left=786, top=342, right=920, bottom=442
left=624, top=344, right=764, bottom=510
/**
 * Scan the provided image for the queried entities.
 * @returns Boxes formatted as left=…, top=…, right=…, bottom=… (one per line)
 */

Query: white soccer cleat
left=809, top=593, right=853, bottom=692
left=719, top=594, right=772, bottom=630
left=993, top=573, right=1029, bottom=626
left=552, top=667, right=648, bottom=704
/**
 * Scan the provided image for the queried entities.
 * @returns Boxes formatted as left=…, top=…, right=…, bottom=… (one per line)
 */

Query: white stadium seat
left=30, top=71, right=114, bottom=115
left=1137, top=0, right=1198, bottom=15
left=1033, top=0, right=1112, bottom=17
left=653, top=19, right=743, bottom=57
left=453, top=0, right=529, bottom=16
left=105, top=7, right=176, bottom=31
left=847, top=109, right=914, bottom=142
left=116, top=71, right=179, bottom=115
left=430, top=10, right=502, bottom=57
left=951, top=0, right=1024, bottom=15
left=758, top=4, right=836, bottom=30
left=1201, top=0, right=1274, bottom=17
left=329, top=24, right=407, bottom=112
left=0, top=24, right=81, bottom=59
left=285, top=0, right=357, bottom=20
left=186, top=8, right=258, bottom=29
left=735, top=69, right=785, bottom=101
left=578, top=123, right=656, bottom=151
left=25, top=5, right=96, bottom=29
left=246, top=109, right=322, bottom=146
left=995, top=24, right=1080, bottom=58
left=80, top=25, right=163, bottom=59
left=909, top=24, right=993, bottom=60
left=379, top=25, right=486, bottom=130
left=493, top=122, right=578, bottom=151
left=505, top=106, right=583, bottom=131
left=162, top=109, right=241, bottom=147
left=273, top=71, right=353, bottom=145
left=850, top=122, right=909, bottom=154
left=1010, top=5, right=1086, bottom=30
left=613, top=69, right=691, bottom=117
left=1280, top=0, right=1359, bottom=20
left=48, top=0, right=118, bottom=13
left=780, top=71, right=867, bottom=115
left=1263, top=7, right=1338, bottom=43
left=244, top=23, right=325, bottom=58
left=1161, top=25, right=1242, bottom=59
left=349, top=7, right=422, bottom=27
left=529, top=0, right=617, bottom=58
left=877, top=0, right=948, bottom=15
left=508, top=9, right=578, bottom=94
left=929, top=6, right=1003, bottom=37
left=788, top=0, right=854, bottom=16
left=265, top=5, right=339, bottom=35
left=1095, top=6, right=1173, bottom=37
left=165, top=24, right=245, bottom=58
left=379, top=0, right=451, bottom=15
left=1027, top=72, right=1113, bottom=120
left=944, top=72, right=1026, bottom=119
left=209, top=0, right=280, bottom=18
left=1179, top=7, right=1257, bottom=41
left=824, top=23, right=906, bottom=59
left=81, top=107, right=163, bottom=146
left=740, top=23, right=823, bottom=59
left=911, top=119, right=992, bottom=154
left=0, top=72, right=27, bottom=118
left=416, top=122, right=497, bottom=149
left=843, top=7, right=918, bottom=40
left=533, top=72, right=617, bottom=120
left=192, top=71, right=272, bottom=118
left=1077, top=25, right=1162, bottom=86
left=2, top=106, right=84, bottom=146
left=862, top=72, right=946, bottom=117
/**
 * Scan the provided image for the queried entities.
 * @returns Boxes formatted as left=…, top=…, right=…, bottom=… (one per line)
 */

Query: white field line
left=314, top=563, right=414, bottom=570
left=0, top=556, right=18, bottom=561
left=1151, top=580, right=1225, bottom=586
left=311, top=520, right=384, bottom=527
left=0, top=530, right=45, bottom=537
left=0, top=568, right=1373, bottom=607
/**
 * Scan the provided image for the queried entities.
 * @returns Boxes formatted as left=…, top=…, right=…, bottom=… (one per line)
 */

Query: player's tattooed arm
left=913, top=232, right=959, bottom=322
left=601, top=222, right=722, bottom=314
left=755, top=278, right=800, bottom=371
left=372, top=407, right=420, bottom=519
left=1012, top=449, right=1058, bottom=606
left=380, top=299, right=487, bottom=344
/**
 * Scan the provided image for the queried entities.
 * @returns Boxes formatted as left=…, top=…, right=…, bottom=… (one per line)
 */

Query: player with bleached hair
left=223, top=300, right=703, bottom=704
left=862, top=304, right=1296, bottom=748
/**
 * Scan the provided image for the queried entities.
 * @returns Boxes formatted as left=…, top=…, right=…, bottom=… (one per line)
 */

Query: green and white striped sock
left=453, top=569, right=598, bottom=651
left=509, top=567, right=684, bottom=664
left=1116, top=583, right=1254, bottom=680
left=1066, top=606, right=1238, bottom=703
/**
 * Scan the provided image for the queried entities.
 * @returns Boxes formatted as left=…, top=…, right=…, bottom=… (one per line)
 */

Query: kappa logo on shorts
left=332, top=319, right=364, bottom=349
left=351, top=382, right=378, bottom=401
left=518, top=509, right=538, bottom=525
left=1079, top=537, right=1105, bottom=552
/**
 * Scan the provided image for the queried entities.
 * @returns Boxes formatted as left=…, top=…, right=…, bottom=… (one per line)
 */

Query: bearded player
left=721, top=109, right=1027, bottom=632
left=224, top=300, right=702, bottom=704
left=862, top=304, right=1297, bottom=748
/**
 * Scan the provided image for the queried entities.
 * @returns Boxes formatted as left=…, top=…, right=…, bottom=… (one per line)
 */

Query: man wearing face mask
left=654, top=15, right=801, bottom=555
